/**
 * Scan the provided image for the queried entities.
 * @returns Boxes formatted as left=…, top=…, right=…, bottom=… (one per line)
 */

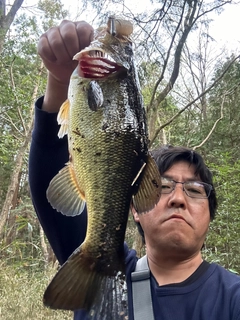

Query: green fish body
left=44, top=17, right=161, bottom=319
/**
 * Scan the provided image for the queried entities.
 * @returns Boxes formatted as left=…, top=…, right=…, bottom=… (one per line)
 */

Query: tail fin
left=89, top=278, right=128, bottom=320
left=43, top=246, right=128, bottom=319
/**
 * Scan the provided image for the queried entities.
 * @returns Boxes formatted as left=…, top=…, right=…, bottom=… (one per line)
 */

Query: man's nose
left=167, top=184, right=187, bottom=208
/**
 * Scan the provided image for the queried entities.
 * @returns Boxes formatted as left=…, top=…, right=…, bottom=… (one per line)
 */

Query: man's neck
left=147, top=250, right=203, bottom=286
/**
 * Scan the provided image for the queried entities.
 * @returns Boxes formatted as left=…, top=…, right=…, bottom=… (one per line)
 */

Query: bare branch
left=192, top=82, right=240, bottom=150
left=0, top=61, right=44, bottom=237
left=147, top=8, right=185, bottom=112
left=9, top=57, right=28, bottom=135
left=193, top=96, right=225, bottom=150
left=27, top=61, right=45, bottom=131
left=149, top=0, right=199, bottom=114
left=192, top=1, right=234, bottom=25
left=149, top=54, right=240, bottom=147
left=0, top=113, right=24, bottom=137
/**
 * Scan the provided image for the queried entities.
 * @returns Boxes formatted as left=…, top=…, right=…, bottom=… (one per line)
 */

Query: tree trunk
left=0, top=0, right=24, bottom=53
left=0, top=119, right=33, bottom=237
left=39, top=224, right=49, bottom=268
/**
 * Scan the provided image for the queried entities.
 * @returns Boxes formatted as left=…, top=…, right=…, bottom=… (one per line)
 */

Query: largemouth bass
left=44, top=17, right=161, bottom=318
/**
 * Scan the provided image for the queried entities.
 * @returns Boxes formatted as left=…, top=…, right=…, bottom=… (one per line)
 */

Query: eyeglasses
left=161, top=177, right=212, bottom=199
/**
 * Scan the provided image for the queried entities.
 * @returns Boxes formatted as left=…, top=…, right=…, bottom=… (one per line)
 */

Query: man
left=29, top=20, right=240, bottom=320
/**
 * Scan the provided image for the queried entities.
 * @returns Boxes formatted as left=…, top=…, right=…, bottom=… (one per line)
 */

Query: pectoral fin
left=57, top=99, right=70, bottom=138
left=132, top=155, right=161, bottom=213
left=47, top=163, right=86, bottom=216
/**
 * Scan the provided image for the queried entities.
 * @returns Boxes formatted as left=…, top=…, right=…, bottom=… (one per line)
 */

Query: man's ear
left=131, top=203, right=140, bottom=222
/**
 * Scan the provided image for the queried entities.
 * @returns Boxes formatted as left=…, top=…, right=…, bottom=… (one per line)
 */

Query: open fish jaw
left=79, top=57, right=123, bottom=78
left=73, top=25, right=132, bottom=80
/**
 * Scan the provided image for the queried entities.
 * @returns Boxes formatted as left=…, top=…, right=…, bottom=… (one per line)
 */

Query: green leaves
left=203, top=155, right=240, bottom=272
left=0, top=0, right=67, bottom=262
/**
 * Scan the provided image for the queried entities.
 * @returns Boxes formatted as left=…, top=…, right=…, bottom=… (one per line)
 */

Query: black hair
left=134, top=145, right=217, bottom=244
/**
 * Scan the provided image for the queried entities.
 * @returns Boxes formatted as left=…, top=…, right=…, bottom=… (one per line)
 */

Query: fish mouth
left=74, top=49, right=124, bottom=79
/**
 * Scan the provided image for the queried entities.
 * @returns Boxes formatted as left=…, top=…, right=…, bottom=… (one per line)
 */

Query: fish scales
left=70, top=73, right=144, bottom=273
left=44, top=16, right=162, bottom=319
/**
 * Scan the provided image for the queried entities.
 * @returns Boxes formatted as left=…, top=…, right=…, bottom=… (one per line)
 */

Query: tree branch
left=192, top=95, right=225, bottom=150
left=147, top=2, right=186, bottom=113
left=192, top=83, right=240, bottom=150
left=9, top=57, right=28, bottom=135
left=5, top=0, right=24, bottom=27
left=0, top=0, right=24, bottom=53
left=0, top=113, right=24, bottom=137
left=149, top=54, right=240, bottom=147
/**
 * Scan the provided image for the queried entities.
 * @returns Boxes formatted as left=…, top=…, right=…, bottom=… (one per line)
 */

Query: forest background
left=1, top=0, right=240, bottom=319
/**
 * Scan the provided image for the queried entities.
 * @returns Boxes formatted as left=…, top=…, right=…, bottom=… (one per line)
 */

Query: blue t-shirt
left=29, top=98, right=240, bottom=320
left=73, top=246, right=240, bottom=320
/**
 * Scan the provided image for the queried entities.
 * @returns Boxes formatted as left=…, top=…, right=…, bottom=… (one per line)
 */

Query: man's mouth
left=166, top=214, right=190, bottom=225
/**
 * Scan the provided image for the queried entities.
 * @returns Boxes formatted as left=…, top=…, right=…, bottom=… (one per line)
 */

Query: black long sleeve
left=29, top=96, right=87, bottom=265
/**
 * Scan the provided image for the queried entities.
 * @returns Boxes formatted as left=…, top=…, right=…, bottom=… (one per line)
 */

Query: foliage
left=0, top=264, right=72, bottom=319
left=0, top=2, right=240, bottom=313
left=205, top=58, right=240, bottom=160
left=38, top=0, right=68, bottom=31
left=0, top=0, right=68, bottom=214
left=0, top=14, right=44, bottom=212
left=203, top=154, right=240, bottom=273
left=1, top=197, right=44, bottom=267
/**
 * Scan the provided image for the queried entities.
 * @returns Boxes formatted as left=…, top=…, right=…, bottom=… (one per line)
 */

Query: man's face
left=133, top=161, right=211, bottom=259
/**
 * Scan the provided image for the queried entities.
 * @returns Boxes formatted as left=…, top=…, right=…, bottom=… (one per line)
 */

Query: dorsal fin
left=132, top=155, right=161, bottom=213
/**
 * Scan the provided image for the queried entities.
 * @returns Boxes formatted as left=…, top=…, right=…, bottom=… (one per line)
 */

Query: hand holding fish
left=38, top=20, right=93, bottom=112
